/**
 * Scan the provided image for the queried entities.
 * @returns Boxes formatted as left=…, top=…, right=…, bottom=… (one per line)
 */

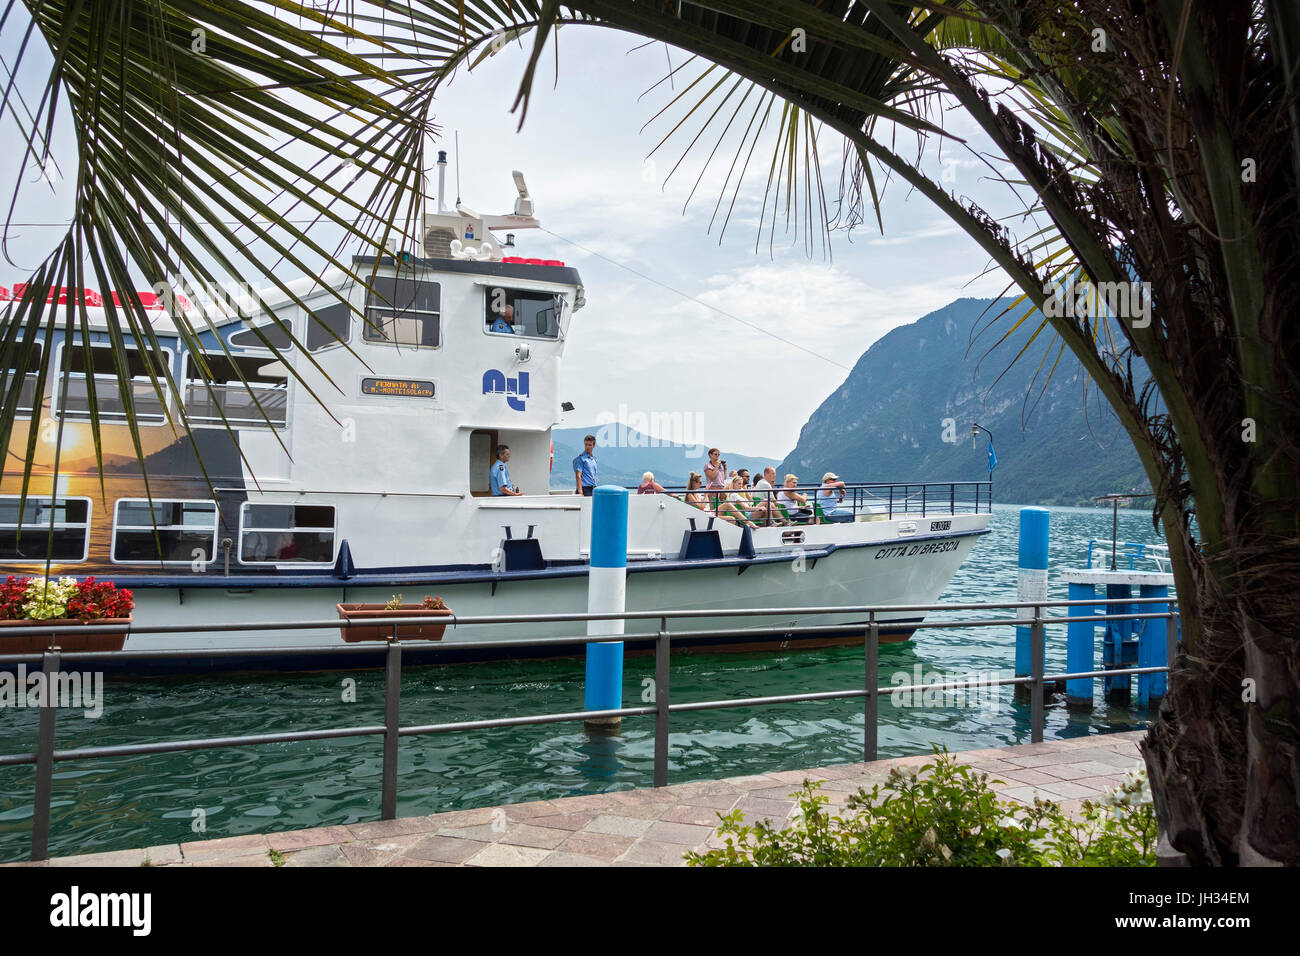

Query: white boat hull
left=115, top=526, right=986, bottom=670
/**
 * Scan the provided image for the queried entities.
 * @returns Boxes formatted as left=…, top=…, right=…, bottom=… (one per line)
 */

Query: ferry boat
left=0, top=162, right=993, bottom=672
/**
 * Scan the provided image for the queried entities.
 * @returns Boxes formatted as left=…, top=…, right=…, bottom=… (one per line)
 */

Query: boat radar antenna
left=512, top=171, right=534, bottom=217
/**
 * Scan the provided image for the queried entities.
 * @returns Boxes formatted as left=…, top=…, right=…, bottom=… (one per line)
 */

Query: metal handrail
left=645, top=479, right=992, bottom=523
left=0, top=593, right=1177, bottom=862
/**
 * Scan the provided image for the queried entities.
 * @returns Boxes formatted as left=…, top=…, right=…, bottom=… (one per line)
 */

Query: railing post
left=888, top=486, right=894, bottom=519
left=381, top=631, right=402, bottom=820
left=921, top=485, right=927, bottom=517
left=1137, top=584, right=1170, bottom=706
left=950, top=484, right=955, bottom=515
left=864, top=613, right=879, bottom=762
left=654, top=617, right=670, bottom=788
left=1165, top=605, right=1179, bottom=678
left=30, top=648, right=61, bottom=861
left=1030, top=608, right=1045, bottom=744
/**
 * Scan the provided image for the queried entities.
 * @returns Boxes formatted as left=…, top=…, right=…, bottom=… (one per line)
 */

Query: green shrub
left=685, top=749, right=1157, bottom=867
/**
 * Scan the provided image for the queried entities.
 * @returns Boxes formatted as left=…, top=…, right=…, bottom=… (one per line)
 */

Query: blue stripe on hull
left=6, top=619, right=923, bottom=676
left=92, top=529, right=989, bottom=589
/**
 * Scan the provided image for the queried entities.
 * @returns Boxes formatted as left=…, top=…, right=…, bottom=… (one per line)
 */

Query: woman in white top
left=716, top=474, right=758, bottom=528
left=778, top=474, right=813, bottom=522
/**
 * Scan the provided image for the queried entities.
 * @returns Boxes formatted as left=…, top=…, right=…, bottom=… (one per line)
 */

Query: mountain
left=550, top=424, right=778, bottom=489
left=778, top=297, right=1151, bottom=507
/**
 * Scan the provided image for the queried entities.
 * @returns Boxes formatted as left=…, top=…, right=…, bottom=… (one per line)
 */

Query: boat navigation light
left=505, top=233, right=516, bottom=248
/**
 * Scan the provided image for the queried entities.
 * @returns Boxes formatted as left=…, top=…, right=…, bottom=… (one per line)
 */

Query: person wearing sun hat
left=817, top=471, right=853, bottom=522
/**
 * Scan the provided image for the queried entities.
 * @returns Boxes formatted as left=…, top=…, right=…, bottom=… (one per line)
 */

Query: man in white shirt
left=752, top=466, right=784, bottom=525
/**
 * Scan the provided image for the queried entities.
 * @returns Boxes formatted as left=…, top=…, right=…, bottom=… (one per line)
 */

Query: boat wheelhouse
left=0, top=168, right=993, bottom=672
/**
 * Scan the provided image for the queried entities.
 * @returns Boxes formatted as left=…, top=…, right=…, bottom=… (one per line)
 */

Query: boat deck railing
left=0, top=591, right=1175, bottom=862
left=1085, top=538, right=1172, bottom=573
left=638, top=479, right=991, bottom=526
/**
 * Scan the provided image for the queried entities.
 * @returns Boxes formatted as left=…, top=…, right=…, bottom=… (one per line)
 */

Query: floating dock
left=1063, top=569, right=1176, bottom=709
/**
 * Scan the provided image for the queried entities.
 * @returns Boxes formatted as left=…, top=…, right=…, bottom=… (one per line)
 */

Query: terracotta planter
left=336, top=604, right=452, bottom=643
left=0, top=617, right=130, bottom=653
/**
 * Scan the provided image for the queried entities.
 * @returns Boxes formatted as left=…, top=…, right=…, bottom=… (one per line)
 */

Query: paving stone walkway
left=9, top=730, right=1146, bottom=868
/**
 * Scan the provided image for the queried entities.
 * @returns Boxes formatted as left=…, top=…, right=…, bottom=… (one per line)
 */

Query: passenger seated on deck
left=816, top=472, right=853, bottom=523
left=637, top=472, right=666, bottom=494
left=717, top=474, right=758, bottom=528
left=748, top=467, right=787, bottom=526
left=779, top=474, right=813, bottom=522
left=683, top=472, right=708, bottom=510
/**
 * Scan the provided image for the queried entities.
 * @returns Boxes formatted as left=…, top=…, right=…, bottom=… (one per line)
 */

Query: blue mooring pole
left=584, top=485, right=627, bottom=732
left=1015, top=508, right=1050, bottom=697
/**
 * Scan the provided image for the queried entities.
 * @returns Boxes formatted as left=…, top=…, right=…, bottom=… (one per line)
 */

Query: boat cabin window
left=184, top=353, right=288, bottom=427
left=0, top=495, right=90, bottom=562
left=112, top=499, right=219, bottom=565
left=363, top=276, right=440, bottom=347
left=228, top=318, right=293, bottom=351
left=305, top=301, right=352, bottom=352
left=484, top=287, right=562, bottom=339
left=55, top=343, right=169, bottom=424
left=0, top=341, right=43, bottom=413
left=239, top=503, right=335, bottom=564
left=227, top=319, right=293, bottom=353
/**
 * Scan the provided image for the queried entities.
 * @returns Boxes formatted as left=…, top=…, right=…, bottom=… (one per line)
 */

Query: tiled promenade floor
left=11, top=730, right=1146, bottom=868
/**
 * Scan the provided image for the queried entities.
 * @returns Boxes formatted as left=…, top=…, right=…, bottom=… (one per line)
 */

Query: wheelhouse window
left=0, top=342, right=44, bottom=413
left=239, top=503, right=335, bottom=564
left=0, top=496, right=90, bottom=562
left=484, top=287, right=562, bottom=339
left=55, top=343, right=169, bottom=424
left=112, top=499, right=219, bottom=564
left=363, top=276, right=440, bottom=347
left=306, top=301, right=352, bottom=352
left=184, top=352, right=288, bottom=427
left=228, top=318, right=294, bottom=351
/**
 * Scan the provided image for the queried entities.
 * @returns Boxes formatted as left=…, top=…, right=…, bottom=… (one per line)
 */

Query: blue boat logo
left=482, top=369, right=529, bottom=411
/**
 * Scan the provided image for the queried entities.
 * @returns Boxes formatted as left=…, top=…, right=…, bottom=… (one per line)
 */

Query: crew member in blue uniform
left=491, top=444, right=523, bottom=496
left=489, top=302, right=516, bottom=334
left=572, top=434, right=598, bottom=496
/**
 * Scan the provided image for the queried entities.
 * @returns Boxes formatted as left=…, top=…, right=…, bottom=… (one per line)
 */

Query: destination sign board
left=362, top=377, right=436, bottom=398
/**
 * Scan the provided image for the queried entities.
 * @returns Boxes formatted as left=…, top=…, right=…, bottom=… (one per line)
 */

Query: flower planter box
left=336, top=604, right=452, bottom=643
left=0, top=617, right=130, bottom=653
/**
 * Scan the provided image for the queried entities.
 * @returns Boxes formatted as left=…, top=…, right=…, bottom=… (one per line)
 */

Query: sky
left=1, top=19, right=1032, bottom=460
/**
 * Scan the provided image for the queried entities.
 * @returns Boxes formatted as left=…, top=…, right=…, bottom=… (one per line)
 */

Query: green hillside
left=778, top=297, right=1151, bottom=507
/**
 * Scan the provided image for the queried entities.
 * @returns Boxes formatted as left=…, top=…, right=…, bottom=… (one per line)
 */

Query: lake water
left=0, top=503, right=1167, bottom=861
